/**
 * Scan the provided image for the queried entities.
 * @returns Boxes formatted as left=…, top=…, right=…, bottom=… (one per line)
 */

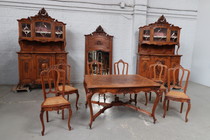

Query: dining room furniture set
left=16, top=8, right=191, bottom=136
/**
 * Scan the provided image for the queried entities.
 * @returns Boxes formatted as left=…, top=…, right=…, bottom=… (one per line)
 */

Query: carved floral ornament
left=35, top=8, right=50, bottom=18
left=90, top=25, right=112, bottom=37
left=146, top=15, right=177, bottom=27
left=155, top=15, right=168, bottom=24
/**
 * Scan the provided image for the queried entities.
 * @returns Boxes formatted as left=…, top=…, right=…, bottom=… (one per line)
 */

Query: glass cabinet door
left=21, top=23, right=31, bottom=37
left=35, top=22, right=51, bottom=38
left=153, top=28, right=167, bottom=42
left=143, top=29, right=150, bottom=41
left=170, top=30, right=178, bottom=42
left=55, top=25, right=63, bottom=39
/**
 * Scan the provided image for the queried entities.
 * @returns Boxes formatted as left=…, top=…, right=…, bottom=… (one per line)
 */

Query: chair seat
left=42, top=96, right=70, bottom=107
left=160, top=84, right=166, bottom=90
left=166, top=90, right=190, bottom=99
left=152, top=79, right=163, bottom=84
left=58, top=85, right=77, bottom=92
left=172, top=85, right=182, bottom=90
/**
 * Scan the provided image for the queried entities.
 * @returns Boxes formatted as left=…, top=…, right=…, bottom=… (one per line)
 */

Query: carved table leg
left=151, top=91, right=161, bottom=123
left=40, top=109, right=45, bottom=136
left=87, top=92, right=94, bottom=129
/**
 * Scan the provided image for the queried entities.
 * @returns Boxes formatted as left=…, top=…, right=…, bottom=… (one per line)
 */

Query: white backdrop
left=0, top=0, right=198, bottom=85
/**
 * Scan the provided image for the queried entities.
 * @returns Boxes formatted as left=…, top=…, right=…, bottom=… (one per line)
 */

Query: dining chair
left=113, top=59, right=137, bottom=104
left=144, top=62, right=167, bottom=105
left=56, top=64, right=79, bottom=110
left=163, top=65, right=191, bottom=122
left=85, top=60, right=105, bottom=107
left=40, top=67, right=72, bottom=136
left=114, top=59, right=128, bottom=75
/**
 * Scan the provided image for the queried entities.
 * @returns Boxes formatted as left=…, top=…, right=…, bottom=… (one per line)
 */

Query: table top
left=84, top=74, right=160, bottom=89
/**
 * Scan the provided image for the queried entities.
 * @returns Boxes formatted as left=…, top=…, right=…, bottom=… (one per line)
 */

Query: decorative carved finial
left=85, top=25, right=112, bottom=37
left=35, top=8, right=50, bottom=18
left=39, top=8, right=48, bottom=16
left=156, top=15, right=168, bottom=24
left=93, top=25, right=106, bottom=34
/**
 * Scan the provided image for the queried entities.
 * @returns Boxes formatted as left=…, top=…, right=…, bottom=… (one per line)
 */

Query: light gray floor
left=0, top=82, right=210, bottom=140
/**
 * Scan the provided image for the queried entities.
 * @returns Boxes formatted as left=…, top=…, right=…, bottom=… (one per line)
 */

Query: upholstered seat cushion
left=58, top=85, right=77, bottom=92
left=42, top=96, right=70, bottom=107
left=166, top=90, right=190, bottom=99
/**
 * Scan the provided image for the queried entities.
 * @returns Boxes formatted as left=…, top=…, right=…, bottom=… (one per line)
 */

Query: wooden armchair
left=144, top=62, right=167, bottom=105
left=85, top=60, right=104, bottom=107
left=163, top=65, right=191, bottom=122
left=40, top=67, right=72, bottom=136
left=56, top=64, right=79, bottom=110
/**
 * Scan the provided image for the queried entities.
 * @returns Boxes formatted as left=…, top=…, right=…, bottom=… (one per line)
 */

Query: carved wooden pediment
left=31, top=8, right=54, bottom=21
left=144, top=15, right=177, bottom=27
left=85, top=25, right=113, bottom=37
left=155, top=15, right=168, bottom=24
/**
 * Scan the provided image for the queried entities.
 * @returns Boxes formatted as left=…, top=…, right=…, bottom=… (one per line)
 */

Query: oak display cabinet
left=85, top=26, right=113, bottom=75
left=137, top=15, right=182, bottom=79
left=17, top=8, right=67, bottom=90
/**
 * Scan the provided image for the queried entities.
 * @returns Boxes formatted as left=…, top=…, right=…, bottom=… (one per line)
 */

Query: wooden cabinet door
left=151, top=56, right=170, bottom=67
left=55, top=54, right=67, bottom=64
left=138, top=55, right=151, bottom=78
left=34, top=54, right=54, bottom=84
left=18, top=54, right=33, bottom=84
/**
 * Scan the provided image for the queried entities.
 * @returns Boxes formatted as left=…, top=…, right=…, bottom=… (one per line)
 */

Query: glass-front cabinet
left=18, top=8, right=65, bottom=42
left=140, top=16, right=180, bottom=46
left=21, top=23, right=31, bottom=38
left=85, top=25, right=113, bottom=75
left=153, top=27, right=167, bottom=42
left=35, top=21, right=52, bottom=38
left=55, top=23, right=65, bottom=41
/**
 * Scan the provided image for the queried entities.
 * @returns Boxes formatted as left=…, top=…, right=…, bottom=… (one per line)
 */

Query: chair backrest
left=167, top=65, right=190, bottom=93
left=149, top=62, right=168, bottom=84
left=87, top=60, right=103, bottom=75
left=56, top=64, right=71, bottom=85
left=41, top=66, right=66, bottom=100
left=114, top=59, right=128, bottom=75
